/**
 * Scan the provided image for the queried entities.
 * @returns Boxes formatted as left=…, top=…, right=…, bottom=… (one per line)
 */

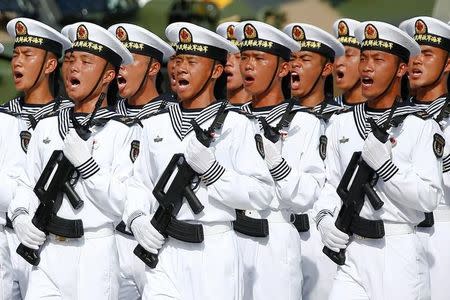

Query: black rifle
left=323, top=118, right=388, bottom=265
left=16, top=150, right=84, bottom=266
left=134, top=102, right=229, bottom=268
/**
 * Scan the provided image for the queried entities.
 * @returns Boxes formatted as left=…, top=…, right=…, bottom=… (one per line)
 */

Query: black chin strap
left=28, top=50, right=48, bottom=94
left=370, top=61, right=401, bottom=103
left=130, top=57, right=153, bottom=101
left=185, top=61, right=216, bottom=103
left=417, top=53, right=449, bottom=91
left=80, top=61, right=109, bottom=103
left=260, top=58, right=280, bottom=98
left=298, top=62, right=326, bottom=103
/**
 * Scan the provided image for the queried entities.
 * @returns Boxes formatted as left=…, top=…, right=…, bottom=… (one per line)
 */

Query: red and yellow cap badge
left=291, top=25, right=305, bottom=41
left=179, top=28, right=192, bottom=44
left=364, top=24, right=378, bottom=40
left=244, top=23, right=258, bottom=39
left=227, top=24, right=236, bottom=40
left=15, top=21, right=27, bottom=36
left=76, top=25, right=88, bottom=40
left=338, top=21, right=349, bottom=37
left=415, top=19, right=427, bottom=35
left=116, top=26, right=128, bottom=42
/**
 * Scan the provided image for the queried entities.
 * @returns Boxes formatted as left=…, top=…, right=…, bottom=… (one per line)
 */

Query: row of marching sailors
left=0, top=15, right=449, bottom=300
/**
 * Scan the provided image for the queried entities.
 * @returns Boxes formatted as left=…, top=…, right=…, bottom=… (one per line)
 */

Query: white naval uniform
left=414, top=96, right=450, bottom=300
left=9, top=107, right=139, bottom=300
left=237, top=101, right=325, bottom=300
left=124, top=101, right=274, bottom=300
left=0, top=98, right=72, bottom=300
left=314, top=103, right=443, bottom=300
left=114, top=94, right=175, bottom=300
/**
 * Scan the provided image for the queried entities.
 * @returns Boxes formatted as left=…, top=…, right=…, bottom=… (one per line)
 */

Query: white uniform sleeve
left=78, top=123, right=140, bottom=220
left=277, top=115, right=325, bottom=212
left=123, top=124, right=157, bottom=228
left=313, top=118, right=344, bottom=219
left=202, top=115, right=274, bottom=210
left=377, top=118, right=442, bottom=212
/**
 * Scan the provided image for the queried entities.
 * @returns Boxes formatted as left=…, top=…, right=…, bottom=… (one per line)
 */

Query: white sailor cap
left=165, top=22, right=238, bottom=64
left=399, top=16, right=450, bottom=52
left=68, top=22, right=133, bottom=67
left=61, top=22, right=83, bottom=42
left=234, top=20, right=299, bottom=60
left=355, top=21, right=420, bottom=62
left=108, top=23, right=175, bottom=63
left=283, top=23, right=344, bottom=60
left=7, top=17, right=71, bottom=57
left=216, top=21, right=240, bottom=47
left=0, top=43, right=3, bottom=54
left=333, top=18, right=361, bottom=48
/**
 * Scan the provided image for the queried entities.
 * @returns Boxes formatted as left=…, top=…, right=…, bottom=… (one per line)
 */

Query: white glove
left=317, top=215, right=349, bottom=252
left=185, top=136, right=215, bottom=174
left=361, top=132, right=392, bottom=171
left=262, top=137, right=283, bottom=170
left=63, top=129, right=93, bottom=167
left=13, top=214, right=46, bottom=250
left=130, top=215, right=165, bottom=255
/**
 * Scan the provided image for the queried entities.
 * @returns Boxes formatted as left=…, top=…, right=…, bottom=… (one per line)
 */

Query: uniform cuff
left=77, top=157, right=100, bottom=179
left=10, top=208, right=29, bottom=223
left=269, top=158, right=292, bottom=181
left=315, top=209, right=333, bottom=229
left=127, top=210, right=145, bottom=231
left=200, top=161, right=225, bottom=186
left=376, top=160, right=399, bottom=182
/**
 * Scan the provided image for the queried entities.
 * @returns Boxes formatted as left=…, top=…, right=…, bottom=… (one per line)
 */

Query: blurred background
left=0, top=0, right=449, bottom=102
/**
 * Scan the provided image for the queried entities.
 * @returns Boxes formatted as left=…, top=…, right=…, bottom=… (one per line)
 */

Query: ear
left=444, top=55, right=450, bottom=73
left=322, top=61, right=334, bottom=77
left=44, top=56, right=58, bottom=75
left=148, top=60, right=161, bottom=77
left=102, top=67, right=116, bottom=85
left=278, top=60, right=290, bottom=78
left=397, top=61, right=408, bottom=78
left=211, top=62, right=224, bottom=79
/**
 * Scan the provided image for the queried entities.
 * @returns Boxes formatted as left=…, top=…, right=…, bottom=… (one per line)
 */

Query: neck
left=366, top=81, right=400, bottom=109
left=74, top=90, right=107, bottom=113
left=343, top=81, right=365, bottom=104
left=181, top=84, right=215, bottom=109
left=415, top=79, right=448, bottom=102
left=23, top=80, right=53, bottom=105
left=128, top=82, right=159, bottom=106
left=296, top=80, right=325, bottom=107
left=228, top=86, right=251, bottom=105
left=251, top=83, right=284, bottom=108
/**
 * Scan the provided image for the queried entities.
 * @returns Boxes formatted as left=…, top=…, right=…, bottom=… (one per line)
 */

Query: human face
left=290, top=50, right=325, bottom=98
left=225, top=53, right=244, bottom=92
left=61, top=51, right=72, bottom=87
left=117, top=53, right=152, bottom=98
left=167, top=55, right=177, bottom=93
left=334, top=46, right=361, bottom=91
left=175, top=54, right=216, bottom=101
left=359, top=50, right=401, bottom=100
left=239, top=50, right=279, bottom=96
left=408, top=45, right=449, bottom=90
left=66, top=51, right=111, bottom=102
left=11, top=46, right=48, bottom=91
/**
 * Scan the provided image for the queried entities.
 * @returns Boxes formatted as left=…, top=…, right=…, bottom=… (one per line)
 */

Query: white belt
left=186, top=221, right=232, bottom=236
left=49, top=224, right=114, bottom=242
left=244, top=210, right=292, bottom=223
left=433, top=206, right=450, bottom=223
left=354, top=223, right=415, bottom=239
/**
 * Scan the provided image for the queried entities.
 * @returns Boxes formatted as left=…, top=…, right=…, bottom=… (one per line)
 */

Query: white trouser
left=5, top=227, right=31, bottom=299
left=236, top=210, right=302, bottom=300
left=116, top=231, right=146, bottom=300
left=417, top=207, right=450, bottom=300
left=330, top=226, right=429, bottom=300
left=300, top=216, right=337, bottom=300
left=0, top=227, right=13, bottom=300
left=142, top=222, right=240, bottom=300
left=25, top=225, right=119, bottom=300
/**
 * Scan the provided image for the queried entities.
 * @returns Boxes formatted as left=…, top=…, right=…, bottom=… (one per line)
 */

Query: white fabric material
left=130, top=215, right=164, bottom=254
left=62, top=129, right=93, bottom=168
left=237, top=222, right=302, bottom=300
left=184, top=136, right=215, bottom=175
left=333, top=18, right=361, bottom=38
left=361, top=132, right=392, bottom=171
left=0, top=229, right=12, bottom=300
left=13, top=214, right=45, bottom=250
left=400, top=16, right=450, bottom=41
left=261, top=137, right=282, bottom=170
left=142, top=229, right=240, bottom=300
left=329, top=233, right=429, bottom=300
left=317, top=215, right=349, bottom=252
left=25, top=233, right=119, bottom=300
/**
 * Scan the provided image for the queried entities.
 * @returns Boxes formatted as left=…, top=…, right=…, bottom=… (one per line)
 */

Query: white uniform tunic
left=124, top=101, right=273, bottom=300
left=237, top=101, right=325, bottom=300
left=0, top=97, right=72, bottom=300
left=315, top=103, right=443, bottom=300
left=9, top=107, right=139, bottom=300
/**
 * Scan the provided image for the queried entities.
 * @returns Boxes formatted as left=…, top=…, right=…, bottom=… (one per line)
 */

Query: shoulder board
left=226, top=107, right=256, bottom=119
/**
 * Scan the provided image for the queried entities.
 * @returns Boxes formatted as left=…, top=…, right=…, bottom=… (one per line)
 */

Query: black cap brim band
left=361, top=38, right=410, bottom=62
left=239, top=39, right=291, bottom=61
left=299, top=40, right=335, bottom=60
left=175, top=43, right=227, bottom=64
left=14, top=35, right=63, bottom=57
left=72, top=40, right=122, bottom=67
left=123, top=41, right=164, bottom=62
left=414, top=34, right=450, bottom=52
